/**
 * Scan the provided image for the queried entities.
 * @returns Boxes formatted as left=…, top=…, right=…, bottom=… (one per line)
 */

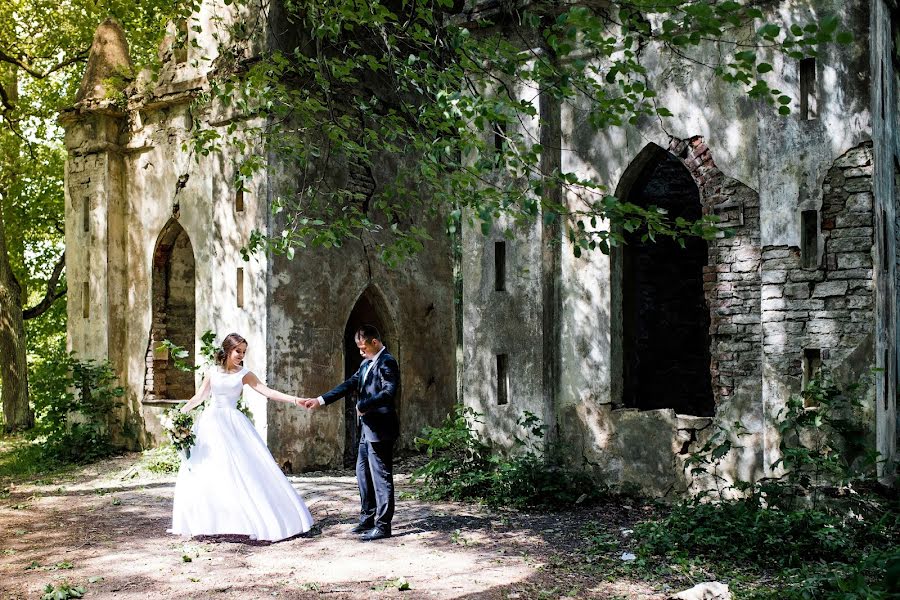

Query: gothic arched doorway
left=616, top=145, right=714, bottom=416
left=144, top=219, right=196, bottom=402
left=342, top=287, right=397, bottom=467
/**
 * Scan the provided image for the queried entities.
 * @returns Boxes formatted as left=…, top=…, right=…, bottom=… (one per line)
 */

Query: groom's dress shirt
left=316, top=346, right=386, bottom=406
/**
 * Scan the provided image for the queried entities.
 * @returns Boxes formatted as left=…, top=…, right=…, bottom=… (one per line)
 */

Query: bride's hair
left=216, top=333, right=248, bottom=366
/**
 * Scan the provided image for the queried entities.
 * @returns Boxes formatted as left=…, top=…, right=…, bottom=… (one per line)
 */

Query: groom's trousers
left=356, top=431, right=395, bottom=531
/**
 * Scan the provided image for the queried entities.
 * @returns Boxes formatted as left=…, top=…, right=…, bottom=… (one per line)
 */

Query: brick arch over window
left=143, top=218, right=196, bottom=403
left=612, top=137, right=762, bottom=414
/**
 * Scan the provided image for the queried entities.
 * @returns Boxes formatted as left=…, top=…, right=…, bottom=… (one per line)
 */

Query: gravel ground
left=0, top=454, right=672, bottom=600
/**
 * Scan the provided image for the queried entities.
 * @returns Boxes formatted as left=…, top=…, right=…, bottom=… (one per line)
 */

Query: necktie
left=360, top=360, right=370, bottom=389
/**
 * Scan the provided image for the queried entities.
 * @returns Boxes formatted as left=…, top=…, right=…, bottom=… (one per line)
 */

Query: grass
left=0, top=434, right=76, bottom=484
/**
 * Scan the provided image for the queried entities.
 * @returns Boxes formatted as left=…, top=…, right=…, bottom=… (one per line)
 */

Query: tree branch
left=22, top=251, right=66, bottom=320
left=0, top=48, right=89, bottom=80
left=0, top=81, right=13, bottom=113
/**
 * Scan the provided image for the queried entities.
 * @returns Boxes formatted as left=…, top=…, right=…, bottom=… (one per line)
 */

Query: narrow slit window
left=496, top=354, right=509, bottom=406
left=801, top=210, right=818, bottom=268
left=802, top=348, right=822, bottom=407
left=174, top=20, right=188, bottom=64
left=494, top=241, right=506, bottom=291
left=236, top=267, right=244, bottom=308
left=493, top=121, right=506, bottom=153
left=799, top=58, right=817, bottom=120
left=235, top=188, right=245, bottom=213
left=82, top=197, right=90, bottom=233
left=82, top=282, right=90, bottom=319
left=882, top=209, right=889, bottom=273
left=884, top=348, right=890, bottom=410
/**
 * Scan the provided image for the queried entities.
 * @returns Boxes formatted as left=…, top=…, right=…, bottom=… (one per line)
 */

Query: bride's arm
left=243, top=371, right=300, bottom=405
left=180, top=373, right=212, bottom=414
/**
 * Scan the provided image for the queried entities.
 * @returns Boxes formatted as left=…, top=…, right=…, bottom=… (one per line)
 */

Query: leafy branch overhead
left=187, top=0, right=852, bottom=265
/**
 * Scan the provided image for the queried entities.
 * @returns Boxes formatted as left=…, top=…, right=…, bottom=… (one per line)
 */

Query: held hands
left=292, top=397, right=319, bottom=410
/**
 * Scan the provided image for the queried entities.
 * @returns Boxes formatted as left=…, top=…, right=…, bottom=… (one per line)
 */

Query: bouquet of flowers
left=161, top=409, right=196, bottom=460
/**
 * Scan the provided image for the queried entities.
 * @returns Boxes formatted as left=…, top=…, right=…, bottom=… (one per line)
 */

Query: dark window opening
left=343, top=289, right=396, bottom=467
left=493, top=121, right=506, bottom=153
left=495, top=241, right=507, bottom=291
left=800, top=58, right=817, bottom=120
left=801, top=210, right=818, bottom=269
left=885, top=348, right=890, bottom=410
left=236, top=188, right=245, bottom=213
left=83, top=197, right=90, bottom=233
left=622, top=151, right=713, bottom=416
left=496, top=354, right=509, bottom=406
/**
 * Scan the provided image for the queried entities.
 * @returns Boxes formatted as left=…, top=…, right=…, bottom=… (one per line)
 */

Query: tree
left=0, top=0, right=195, bottom=431
left=189, top=0, right=850, bottom=264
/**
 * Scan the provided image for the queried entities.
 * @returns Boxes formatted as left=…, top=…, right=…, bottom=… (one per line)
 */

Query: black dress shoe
left=350, top=522, right=374, bottom=534
left=360, top=527, right=391, bottom=541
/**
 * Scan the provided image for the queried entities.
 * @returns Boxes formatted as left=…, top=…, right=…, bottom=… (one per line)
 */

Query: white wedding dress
left=169, top=366, right=314, bottom=541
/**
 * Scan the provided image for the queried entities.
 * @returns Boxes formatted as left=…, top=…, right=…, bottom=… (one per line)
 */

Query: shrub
left=635, top=369, right=899, bottom=598
left=412, top=405, right=599, bottom=509
left=29, top=346, right=123, bottom=463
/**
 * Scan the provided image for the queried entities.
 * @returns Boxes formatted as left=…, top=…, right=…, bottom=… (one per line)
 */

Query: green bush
left=29, top=346, right=123, bottom=463
left=636, top=369, right=899, bottom=598
left=412, top=405, right=599, bottom=509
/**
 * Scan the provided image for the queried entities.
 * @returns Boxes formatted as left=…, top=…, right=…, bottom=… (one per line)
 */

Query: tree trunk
left=0, top=197, right=34, bottom=431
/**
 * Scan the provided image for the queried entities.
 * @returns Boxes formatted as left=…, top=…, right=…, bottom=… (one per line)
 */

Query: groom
left=303, top=324, right=400, bottom=541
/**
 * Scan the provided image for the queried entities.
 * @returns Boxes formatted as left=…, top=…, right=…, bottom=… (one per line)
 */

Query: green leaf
left=758, top=24, right=781, bottom=39
left=820, top=14, right=840, bottom=34
left=757, top=63, right=773, bottom=74
left=836, top=31, right=854, bottom=44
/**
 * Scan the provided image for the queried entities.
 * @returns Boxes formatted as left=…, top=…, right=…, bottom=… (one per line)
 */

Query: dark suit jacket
left=322, top=351, right=400, bottom=442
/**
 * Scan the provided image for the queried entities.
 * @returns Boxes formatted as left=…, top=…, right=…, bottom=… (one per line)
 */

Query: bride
left=169, top=332, right=313, bottom=541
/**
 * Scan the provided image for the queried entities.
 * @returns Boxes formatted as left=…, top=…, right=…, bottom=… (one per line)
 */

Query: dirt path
left=0, top=455, right=667, bottom=599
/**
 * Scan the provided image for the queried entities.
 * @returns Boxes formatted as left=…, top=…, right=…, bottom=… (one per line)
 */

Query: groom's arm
left=356, top=356, right=399, bottom=413
left=319, top=371, right=360, bottom=406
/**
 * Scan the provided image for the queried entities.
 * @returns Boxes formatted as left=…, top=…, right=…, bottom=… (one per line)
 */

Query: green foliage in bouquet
left=161, top=410, right=196, bottom=460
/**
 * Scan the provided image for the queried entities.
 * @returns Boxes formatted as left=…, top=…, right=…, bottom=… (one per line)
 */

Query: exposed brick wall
left=761, top=142, right=874, bottom=379
left=668, top=137, right=762, bottom=405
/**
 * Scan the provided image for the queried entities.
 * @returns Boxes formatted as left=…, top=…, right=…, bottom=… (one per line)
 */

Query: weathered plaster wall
left=264, top=187, right=457, bottom=471
left=64, top=0, right=273, bottom=447
left=460, top=72, right=552, bottom=450
left=462, top=0, right=893, bottom=494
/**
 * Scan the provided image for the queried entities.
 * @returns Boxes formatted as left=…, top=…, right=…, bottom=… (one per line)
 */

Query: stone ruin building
left=61, top=8, right=457, bottom=471
left=63, top=0, right=898, bottom=493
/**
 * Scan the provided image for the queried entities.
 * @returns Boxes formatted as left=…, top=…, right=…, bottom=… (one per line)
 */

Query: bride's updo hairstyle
left=216, top=333, right=248, bottom=366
